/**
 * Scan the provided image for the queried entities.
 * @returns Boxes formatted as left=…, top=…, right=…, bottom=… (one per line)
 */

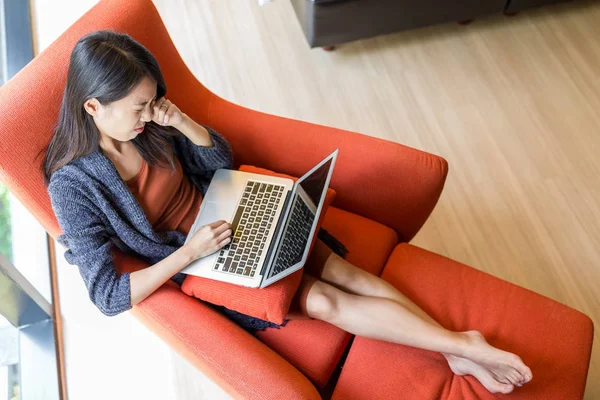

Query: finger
left=164, top=110, right=172, bottom=125
left=207, top=221, right=232, bottom=236
left=159, top=102, right=169, bottom=124
left=152, top=97, right=164, bottom=120
left=154, top=99, right=167, bottom=124
left=163, top=102, right=172, bottom=123
left=208, top=219, right=229, bottom=228
left=153, top=103, right=161, bottom=122
left=217, top=228, right=233, bottom=242
left=213, top=222, right=232, bottom=237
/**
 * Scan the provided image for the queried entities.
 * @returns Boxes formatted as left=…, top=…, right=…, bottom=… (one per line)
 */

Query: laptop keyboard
left=268, top=195, right=315, bottom=278
left=213, top=180, right=285, bottom=277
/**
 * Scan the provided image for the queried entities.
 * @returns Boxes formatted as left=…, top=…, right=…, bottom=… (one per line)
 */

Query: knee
left=322, top=256, right=365, bottom=288
left=306, top=284, right=339, bottom=321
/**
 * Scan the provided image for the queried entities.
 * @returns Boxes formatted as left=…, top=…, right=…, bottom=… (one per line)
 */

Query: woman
left=43, top=30, right=531, bottom=395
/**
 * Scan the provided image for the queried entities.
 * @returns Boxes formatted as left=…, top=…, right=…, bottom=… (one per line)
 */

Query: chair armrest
left=208, top=96, right=448, bottom=242
left=113, top=250, right=320, bottom=399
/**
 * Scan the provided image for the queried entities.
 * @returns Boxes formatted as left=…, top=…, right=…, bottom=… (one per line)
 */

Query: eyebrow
left=135, top=95, right=157, bottom=106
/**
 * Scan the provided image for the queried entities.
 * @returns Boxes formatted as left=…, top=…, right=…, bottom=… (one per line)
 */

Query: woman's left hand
left=152, top=97, right=185, bottom=127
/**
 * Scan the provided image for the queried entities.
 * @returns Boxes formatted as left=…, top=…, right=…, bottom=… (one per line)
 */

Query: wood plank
left=153, top=1, right=599, bottom=397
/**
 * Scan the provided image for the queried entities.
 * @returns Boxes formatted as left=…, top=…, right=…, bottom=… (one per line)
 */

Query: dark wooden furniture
left=505, top=0, right=571, bottom=12
left=290, top=0, right=577, bottom=49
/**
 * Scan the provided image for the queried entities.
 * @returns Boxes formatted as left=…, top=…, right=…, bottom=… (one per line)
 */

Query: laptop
left=180, top=149, right=338, bottom=288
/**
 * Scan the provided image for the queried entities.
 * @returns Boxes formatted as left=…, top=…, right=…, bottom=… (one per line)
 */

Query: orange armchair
left=0, top=0, right=593, bottom=399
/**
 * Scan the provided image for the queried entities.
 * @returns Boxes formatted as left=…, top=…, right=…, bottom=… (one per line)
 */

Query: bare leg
left=305, top=253, right=532, bottom=393
left=319, top=252, right=445, bottom=328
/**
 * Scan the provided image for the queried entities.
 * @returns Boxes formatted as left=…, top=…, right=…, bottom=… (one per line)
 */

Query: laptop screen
left=297, top=158, right=333, bottom=210
left=267, top=157, right=334, bottom=278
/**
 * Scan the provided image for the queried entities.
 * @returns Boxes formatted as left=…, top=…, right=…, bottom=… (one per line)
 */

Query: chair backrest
left=0, top=0, right=215, bottom=239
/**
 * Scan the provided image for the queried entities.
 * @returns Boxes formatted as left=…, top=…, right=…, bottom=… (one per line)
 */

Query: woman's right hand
left=185, top=220, right=232, bottom=261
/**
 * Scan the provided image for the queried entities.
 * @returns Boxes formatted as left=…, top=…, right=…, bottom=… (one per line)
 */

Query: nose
left=140, top=107, right=152, bottom=122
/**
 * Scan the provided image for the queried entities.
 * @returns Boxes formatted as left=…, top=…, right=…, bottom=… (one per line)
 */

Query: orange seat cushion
left=332, top=244, right=594, bottom=399
left=255, top=206, right=399, bottom=388
left=181, top=165, right=336, bottom=325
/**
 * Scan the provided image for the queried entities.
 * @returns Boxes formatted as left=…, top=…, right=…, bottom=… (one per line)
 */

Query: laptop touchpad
left=198, top=200, right=231, bottom=226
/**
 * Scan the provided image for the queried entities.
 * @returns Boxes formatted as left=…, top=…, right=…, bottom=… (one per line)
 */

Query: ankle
left=449, top=331, right=471, bottom=358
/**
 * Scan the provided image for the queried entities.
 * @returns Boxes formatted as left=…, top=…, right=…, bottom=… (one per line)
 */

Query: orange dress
left=125, top=156, right=202, bottom=235
left=125, top=156, right=332, bottom=320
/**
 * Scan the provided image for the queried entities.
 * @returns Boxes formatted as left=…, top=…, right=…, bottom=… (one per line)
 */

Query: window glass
left=0, top=183, right=51, bottom=304
left=0, top=183, right=12, bottom=264
left=0, top=315, right=20, bottom=400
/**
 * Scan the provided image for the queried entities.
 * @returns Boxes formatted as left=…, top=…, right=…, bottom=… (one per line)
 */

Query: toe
left=492, top=380, right=514, bottom=394
left=510, top=370, right=523, bottom=385
left=516, top=367, right=533, bottom=385
left=469, top=365, right=515, bottom=394
left=492, top=378, right=514, bottom=394
left=501, top=384, right=515, bottom=394
left=511, top=354, right=532, bottom=380
left=514, top=379, right=523, bottom=387
left=492, top=372, right=511, bottom=385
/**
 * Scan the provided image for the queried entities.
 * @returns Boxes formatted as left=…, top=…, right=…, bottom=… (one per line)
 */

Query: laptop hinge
left=260, top=189, right=293, bottom=278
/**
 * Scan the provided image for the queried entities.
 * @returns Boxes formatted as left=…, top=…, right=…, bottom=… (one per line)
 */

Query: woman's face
left=84, top=75, right=157, bottom=143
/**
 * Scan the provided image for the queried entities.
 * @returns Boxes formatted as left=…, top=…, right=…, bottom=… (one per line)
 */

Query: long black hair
left=40, top=30, right=180, bottom=186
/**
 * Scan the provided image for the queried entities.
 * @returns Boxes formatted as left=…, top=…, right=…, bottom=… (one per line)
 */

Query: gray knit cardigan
left=48, top=126, right=348, bottom=334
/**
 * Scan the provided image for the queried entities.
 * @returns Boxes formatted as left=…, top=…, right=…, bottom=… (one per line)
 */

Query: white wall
left=28, top=0, right=100, bottom=56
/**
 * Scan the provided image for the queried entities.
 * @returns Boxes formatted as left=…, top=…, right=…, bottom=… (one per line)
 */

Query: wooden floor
left=156, top=0, right=599, bottom=396
left=36, top=0, right=600, bottom=398
left=154, top=0, right=600, bottom=397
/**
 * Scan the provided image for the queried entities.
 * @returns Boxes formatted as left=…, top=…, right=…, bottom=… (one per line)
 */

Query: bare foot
left=444, top=353, right=515, bottom=394
left=458, top=330, right=533, bottom=386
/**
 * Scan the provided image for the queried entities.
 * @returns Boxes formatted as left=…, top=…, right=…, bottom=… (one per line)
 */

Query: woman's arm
left=49, top=181, right=196, bottom=316
left=173, top=113, right=214, bottom=148
left=152, top=97, right=233, bottom=172
left=170, top=124, right=234, bottom=197
left=129, top=245, right=194, bottom=306
left=52, top=195, right=133, bottom=316
left=151, top=96, right=213, bottom=148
